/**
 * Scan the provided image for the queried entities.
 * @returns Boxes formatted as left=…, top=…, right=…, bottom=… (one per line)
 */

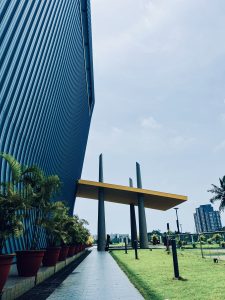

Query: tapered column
left=97, top=154, right=106, bottom=251
left=129, top=178, right=137, bottom=248
left=136, top=162, right=148, bottom=248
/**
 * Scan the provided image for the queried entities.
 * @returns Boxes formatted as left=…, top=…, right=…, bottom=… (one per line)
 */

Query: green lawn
left=109, top=242, right=125, bottom=247
left=111, top=249, right=225, bottom=300
left=183, top=243, right=224, bottom=249
left=176, top=246, right=225, bottom=257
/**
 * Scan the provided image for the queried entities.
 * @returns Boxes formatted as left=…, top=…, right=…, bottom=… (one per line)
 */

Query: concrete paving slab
left=1, top=251, right=86, bottom=300
left=47, top=248, right=144, bottom=300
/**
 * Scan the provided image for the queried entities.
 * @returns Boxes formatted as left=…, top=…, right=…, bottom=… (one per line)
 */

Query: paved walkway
left=47, top=248, right=144, bottom=300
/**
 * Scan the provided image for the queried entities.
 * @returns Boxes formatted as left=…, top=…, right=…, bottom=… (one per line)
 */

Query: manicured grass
left=111, top=249, right=225, bottom=300
left=184, top=247, right=225, bottom=257
left=183, top=243, right=224, bottom=249
left=109, top=242, right=126, bottom=247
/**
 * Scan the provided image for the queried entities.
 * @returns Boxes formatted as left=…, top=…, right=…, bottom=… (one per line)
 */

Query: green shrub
left=212, top=233, right=222, bottom=245
left=207, top=238, right=213, bottom=244
left=198, top=234, right=206, bottom=242
left=192, top=242, right=197, bottom=248
left=177, top=240, right=182, bottom=248
left=152, top=234, right=159, bottom=245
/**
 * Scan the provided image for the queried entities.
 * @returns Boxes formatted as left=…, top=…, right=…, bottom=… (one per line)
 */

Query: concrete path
left=47, top=248, right=144, bottom=300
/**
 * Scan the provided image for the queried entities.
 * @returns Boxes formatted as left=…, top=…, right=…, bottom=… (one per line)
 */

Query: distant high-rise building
left=194, top=204, right=222, bottom=233
left=110, top=234, right=130, bottom=243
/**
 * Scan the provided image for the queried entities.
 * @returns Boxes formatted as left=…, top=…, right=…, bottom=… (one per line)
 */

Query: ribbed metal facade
left=0, top=0, right=95, bottom=253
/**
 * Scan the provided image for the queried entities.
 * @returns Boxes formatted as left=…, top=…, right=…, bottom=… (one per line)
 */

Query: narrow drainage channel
left=16, top=250, right=91, bottom=300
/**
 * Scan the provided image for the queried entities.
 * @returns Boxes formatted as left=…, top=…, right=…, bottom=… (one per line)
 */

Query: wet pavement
left=47, top=248, right=144, bottom=300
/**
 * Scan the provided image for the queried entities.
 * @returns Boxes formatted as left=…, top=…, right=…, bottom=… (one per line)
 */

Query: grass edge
left=110, top=251, right=163, bottom=300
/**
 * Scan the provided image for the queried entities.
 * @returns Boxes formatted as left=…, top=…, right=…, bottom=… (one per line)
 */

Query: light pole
left=174, top=208, right=180, bottom=234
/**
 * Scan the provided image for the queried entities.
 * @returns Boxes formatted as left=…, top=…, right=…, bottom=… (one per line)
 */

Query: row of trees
left=198, top=233, right=224, bottom=245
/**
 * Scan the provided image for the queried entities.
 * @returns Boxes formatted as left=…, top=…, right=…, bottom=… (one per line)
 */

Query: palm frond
left=209, top=194, right=222, bottom=203
left=0, top=153, right=22, bottom=182
left=208, top=175, right=225, bottom=212
left=22, top=165, right=44, bottom=183
left=219, top=198, right=225, bottom=212
left=219, top=176, right=225, bottom=189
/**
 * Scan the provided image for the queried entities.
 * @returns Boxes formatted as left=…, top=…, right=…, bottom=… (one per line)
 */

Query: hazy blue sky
left=75, top=0, right=225, bottom=235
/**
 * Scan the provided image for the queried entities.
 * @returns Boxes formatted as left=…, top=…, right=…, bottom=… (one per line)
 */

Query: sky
left=75, top=0, right=225, bottom=235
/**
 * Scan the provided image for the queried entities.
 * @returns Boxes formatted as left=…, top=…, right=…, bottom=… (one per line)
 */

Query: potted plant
left=76, top=218, right=90, bottom=252
left=65, top=215, right=80, bottom=257
left=62, top=215, right=89, bottom=256
left=0, top=160, right=24, bottom=291
left=57, top=208, right=71, bottom=261
left=86, top=235, right=94, bottom=248
left=1, top=153, right=60, bottom=276
left=42, top=201, right=69, bottom=266
left=17, top=169, right=61, bottom=275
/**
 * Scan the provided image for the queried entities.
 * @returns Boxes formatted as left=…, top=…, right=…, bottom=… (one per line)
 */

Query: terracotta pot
left=74, top=245, right=79, bottom=254
left=67, top=245, right=76, bottom=257
left=16, top=250, right=45, bottom=277
left=42, top=247, right=61, bottom=267
left=0, top=254, right=15, bottom=292
left=58, top=246, right=69, bottom=261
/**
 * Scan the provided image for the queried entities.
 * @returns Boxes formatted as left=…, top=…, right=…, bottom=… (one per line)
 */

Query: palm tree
left=0, top=152, right=61, bottom=249
left=208, top=176, right=225, bottom=212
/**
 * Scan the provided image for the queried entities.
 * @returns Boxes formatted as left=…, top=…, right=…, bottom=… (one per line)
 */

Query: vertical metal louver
left=0, top=0, right=95, bottom=253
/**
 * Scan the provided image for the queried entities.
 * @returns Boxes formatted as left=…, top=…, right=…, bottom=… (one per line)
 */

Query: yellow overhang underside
left=76, top=179, right=187, bottom=211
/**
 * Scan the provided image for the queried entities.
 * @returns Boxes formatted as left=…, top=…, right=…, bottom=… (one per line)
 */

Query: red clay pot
left=0, top=254, right=15, bottom=292
left=74, top=245, right=79, bottom=254
left=16, top=250, right=45, bottom=277
left=58, top=246, right=69, bottom=261
left=67, top=245, right=76, bottom=257
left=42, top=247, right=61, bottom=267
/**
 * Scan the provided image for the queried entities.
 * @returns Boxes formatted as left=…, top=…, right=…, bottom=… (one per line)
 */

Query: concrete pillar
left=136, top=162, right=148, bottom=248
left=129, top=178, right=137, bottom=248
left=97, top=154, right=106, bottom=251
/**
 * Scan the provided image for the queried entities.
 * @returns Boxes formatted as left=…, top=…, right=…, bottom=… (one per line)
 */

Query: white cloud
left=112, top=127, right=123, bottom=135
left=221, top=113, right=225, bottom=122
left=77, top=0, right=225, bottom=234
left=141, top=117, right=162, bottom=129
left=169, top=135, right=196, bottom=149
left=214, top=140, right=225, bottom=152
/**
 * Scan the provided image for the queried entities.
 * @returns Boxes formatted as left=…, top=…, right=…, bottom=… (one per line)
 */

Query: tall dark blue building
left=194, top=204, right=222, bottom=233
left=0, top=0, right=94, bottom=214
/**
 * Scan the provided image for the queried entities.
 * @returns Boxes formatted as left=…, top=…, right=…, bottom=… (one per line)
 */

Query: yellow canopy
left=76, top=179, right=187, bottom=211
